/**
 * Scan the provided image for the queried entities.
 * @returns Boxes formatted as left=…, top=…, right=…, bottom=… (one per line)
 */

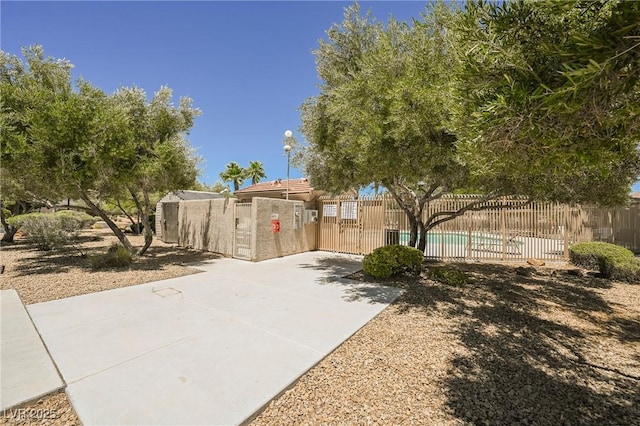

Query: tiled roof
left=631, top=191, right=640, bottom=199
left=235, top=178, right=314, bottom=194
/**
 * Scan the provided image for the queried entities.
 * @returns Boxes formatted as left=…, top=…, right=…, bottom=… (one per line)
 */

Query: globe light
left=283, top=131, right=293, bottom=200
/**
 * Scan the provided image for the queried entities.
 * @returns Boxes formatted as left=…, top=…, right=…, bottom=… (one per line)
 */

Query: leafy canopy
left=452, top=0, right=640, bottom=205
left=1, top=45, right=202, bottom=253
left=301, top=3, right=464, bottom=196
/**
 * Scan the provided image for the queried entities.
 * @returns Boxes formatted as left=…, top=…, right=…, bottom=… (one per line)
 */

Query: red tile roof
left=631, top=191, right=640, bottom=199
left=235, top=178, right=314, bottom=194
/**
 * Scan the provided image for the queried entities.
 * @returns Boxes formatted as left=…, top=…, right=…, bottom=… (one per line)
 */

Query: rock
left=516, top=266, right=535, bottom=277
left=566, top=269, right=584, bottom=277
left=527, top=258, right=545, bottom=267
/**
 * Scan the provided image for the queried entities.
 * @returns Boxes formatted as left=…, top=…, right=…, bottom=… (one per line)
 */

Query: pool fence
left=316, top=195, right=640, bottom=261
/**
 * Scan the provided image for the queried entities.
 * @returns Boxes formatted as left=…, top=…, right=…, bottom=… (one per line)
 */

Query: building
left=156, top=190, right=224, bottom=243
left=234, top=178, right=324, bottom=203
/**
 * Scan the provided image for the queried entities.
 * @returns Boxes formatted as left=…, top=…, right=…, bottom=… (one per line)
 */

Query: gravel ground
left=252, top=263, right=640, bottom=426
left=2, top=235, right=639, bottom=425
left=0, top=229, right=219, bottom=305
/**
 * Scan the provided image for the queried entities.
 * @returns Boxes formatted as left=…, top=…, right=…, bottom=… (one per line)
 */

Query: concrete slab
left=67, top=319, right=321, bottom=425
left=28, top=252, right=402, bottom=425
left=0, top=290, right=64, bottom=410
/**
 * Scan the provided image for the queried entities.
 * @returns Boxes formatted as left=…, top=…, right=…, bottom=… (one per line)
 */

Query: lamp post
left=283, top=130, right=293, bottom=200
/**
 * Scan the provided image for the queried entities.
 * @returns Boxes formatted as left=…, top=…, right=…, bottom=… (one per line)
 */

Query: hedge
left=569, top=242, right=640, bottom=283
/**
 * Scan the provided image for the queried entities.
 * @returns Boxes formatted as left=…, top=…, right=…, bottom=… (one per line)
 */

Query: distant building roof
left=159, top=190, right=223, bottom=203
left=235, top=178, right=324, bottom=202
left=631, top=191, right=640, bottom=200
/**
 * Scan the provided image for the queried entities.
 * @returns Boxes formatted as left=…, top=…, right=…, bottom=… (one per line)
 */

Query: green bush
left=7, top=211, right=96, bottom=251
left=6, top=212, right=39, bottom=230
left=569, top=242, right=640, bottom=283
left=89, top=243, right=133, bottom=269
left=53, top=210, right=97, bottom=231
left=427, top=266, right=469, bottom=287
left=363, top=245, right=423, bottom=279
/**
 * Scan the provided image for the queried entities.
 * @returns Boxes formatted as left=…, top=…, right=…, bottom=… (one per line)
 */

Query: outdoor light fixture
left=284, top=130, right=293, bottom=200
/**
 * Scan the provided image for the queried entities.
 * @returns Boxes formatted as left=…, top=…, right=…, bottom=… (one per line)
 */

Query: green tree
left=302, top=4, right=509, bottom=251
left=245, top=160, right=267, bottom=185
left=0, top=172, right=47, bottom=242
left=111, top=86, right=201, bottom=255
left=1, top=46, right=201, bottom=254
left=1, top=46, right=137, bottom=251
left=452, top=0, right=640, bottom=206
left=0, top=47, right=69, bottom=241
left=208, top=181, right=231, bottom=193
left=191, top=180, right=231, bottom=194
left=301, top=2, right=640, bottom=251
left=220, top=161, right=245, bottom=191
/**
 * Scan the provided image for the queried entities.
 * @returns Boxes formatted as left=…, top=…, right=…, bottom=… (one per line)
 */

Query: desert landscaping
left=2, top=230, right=638, bottom=425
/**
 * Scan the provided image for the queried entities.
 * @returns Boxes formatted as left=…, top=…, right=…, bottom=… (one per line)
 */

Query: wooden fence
left=317, top=195, right=640, bottom=261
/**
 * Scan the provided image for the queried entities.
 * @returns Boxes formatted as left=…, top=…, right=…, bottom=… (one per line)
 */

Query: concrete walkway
left=1, top=290, right=64, bottom=411
left=27, top=252, right=401, bottom=425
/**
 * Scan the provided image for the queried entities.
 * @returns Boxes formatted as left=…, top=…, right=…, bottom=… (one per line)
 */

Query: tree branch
left=385, top=186, right=414, bottom=220
left=425, top=197, right=532, bottom=230
left=115, top=199, right=136, bottom=226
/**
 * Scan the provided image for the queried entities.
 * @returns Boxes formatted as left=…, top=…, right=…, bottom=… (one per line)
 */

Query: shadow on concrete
left=297, top=256, right=402, bottom=305
left=298, top=255, right=364, bottom=280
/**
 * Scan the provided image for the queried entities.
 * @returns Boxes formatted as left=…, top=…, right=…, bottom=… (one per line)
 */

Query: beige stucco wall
left=251, top=197, right=317, bottom=262
left=177, top=198, right=236, bottom=256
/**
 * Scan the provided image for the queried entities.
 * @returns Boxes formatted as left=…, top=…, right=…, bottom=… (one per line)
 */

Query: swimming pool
left=399, top=231, right=515, bottom=247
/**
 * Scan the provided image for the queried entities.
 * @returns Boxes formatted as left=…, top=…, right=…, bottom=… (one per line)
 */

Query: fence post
left=563, top=205, right=570, bottom=260
left=501, top=204, right=507, bottom=260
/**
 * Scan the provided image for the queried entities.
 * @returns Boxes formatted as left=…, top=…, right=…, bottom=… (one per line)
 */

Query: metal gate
left=161, top=202, right=179, bottom=243
left=317, top=198, right=385, bottom=255
left=234, top=203, right=252, bottom=259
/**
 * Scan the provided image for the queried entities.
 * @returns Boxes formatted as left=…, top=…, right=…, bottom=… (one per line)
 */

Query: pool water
left=399, top=232, right=506, bottom=246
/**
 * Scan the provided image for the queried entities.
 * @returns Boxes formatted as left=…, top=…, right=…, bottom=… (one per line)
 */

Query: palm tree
left=245, top=160, right=267, bottom=185
left=220, top=162, right=245, bottom=191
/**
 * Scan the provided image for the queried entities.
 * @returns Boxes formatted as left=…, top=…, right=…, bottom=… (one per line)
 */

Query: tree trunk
left=0, top=202, right=18, bottom=243
left=408, top=216, right=418, bottom=248
left=115, top=199, right=139, bottom=234
left=138, top=188, right=153, bottom=256
left=79, top=191, right=135, bottom=253
left=417, top=221, right=428, bottom=253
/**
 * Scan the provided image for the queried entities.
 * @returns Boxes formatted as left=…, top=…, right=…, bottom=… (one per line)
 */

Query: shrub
left=53, top=210, right=97, bottom=231
left=7, top=211, right=97, bottom=251
left=10, top=213, right=70, bottom=251
left=363, top=245, right=423, bottom=279
left=89, top=243, right=133, bottom=269
left=569, top=242, right=640, bottom=283
left=427, top=266, right=469, bottom=287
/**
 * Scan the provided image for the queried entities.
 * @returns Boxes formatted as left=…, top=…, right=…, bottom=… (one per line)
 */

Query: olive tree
left=452, top=0, right=640, bottom=206
left=111, top=86, right=200, bottom=255
left=301, top=4, right=526, bottom=251
left=1, top=46, right=201, bottom=254
left=301, top=2, right=639, bottom=251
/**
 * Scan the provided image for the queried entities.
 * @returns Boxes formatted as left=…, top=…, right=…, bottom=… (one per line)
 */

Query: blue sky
left=1, top=0, right=433, bottom=188
left=3, top=1, right=638, bottom=193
